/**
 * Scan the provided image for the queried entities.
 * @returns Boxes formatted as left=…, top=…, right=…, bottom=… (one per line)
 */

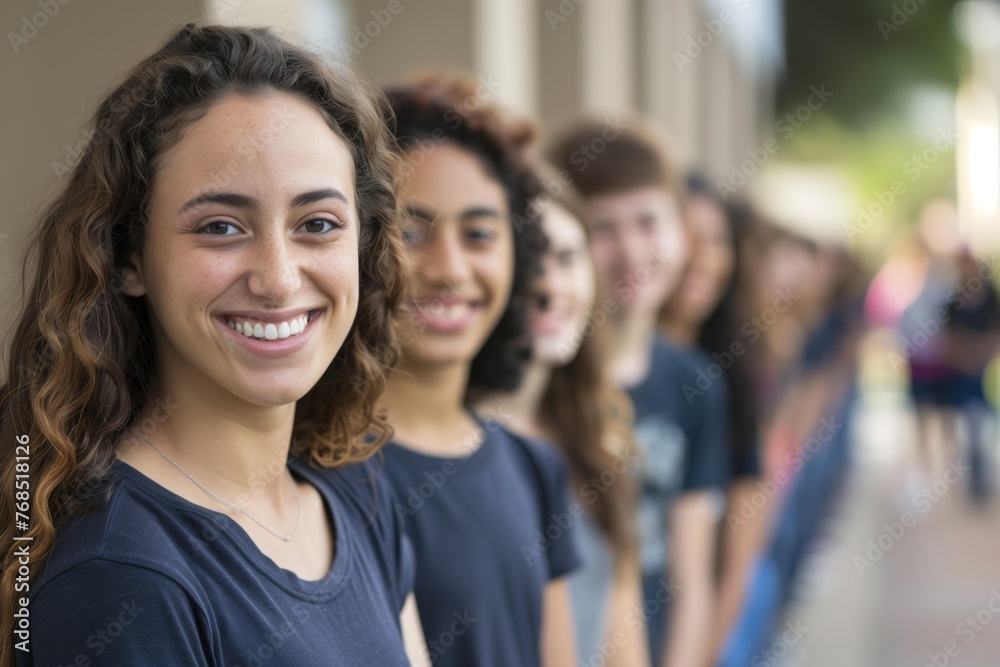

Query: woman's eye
left=299, top=218, right=340, bottom=234
left=465, top=228, right=495, bottom=243
left=556, top=250, right=576, bottom=267
left=198, top=221, right=241, bottom=236
left=402, top=227, right=427, bottom=246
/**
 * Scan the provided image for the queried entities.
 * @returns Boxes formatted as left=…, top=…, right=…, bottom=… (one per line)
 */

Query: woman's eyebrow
left=178, top=191, right=256, bottom=215
left=459, top=206, right=502, bottom=221
left=290, top=188, right=349, bottom=208
left=177, top=188, right=349, bottom=215
left=404, top=204, right=438, bottom=222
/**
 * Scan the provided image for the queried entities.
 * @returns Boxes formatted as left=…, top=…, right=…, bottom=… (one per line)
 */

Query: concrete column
left=639, top=0, right=701, bottom=166
left=473, top=0, right=536, bottom=115
left=580, top=0, right=634, bottom=114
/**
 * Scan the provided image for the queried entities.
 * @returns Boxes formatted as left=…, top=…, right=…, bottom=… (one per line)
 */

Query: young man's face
left=584, top=186, right=688, bottom=318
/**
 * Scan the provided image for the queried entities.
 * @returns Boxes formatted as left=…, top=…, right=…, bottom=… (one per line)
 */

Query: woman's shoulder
left=291, top=455, right=390, bottom=510
left=496, top=425, right=571, bottom=489
left=289, top=455, right=401, bottom=541
left=37, top=466, right=210, bottom=598
left=26, top=550, right=212, bottom=666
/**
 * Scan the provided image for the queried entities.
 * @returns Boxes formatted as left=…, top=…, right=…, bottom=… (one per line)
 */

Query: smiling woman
left=376, top=75, right=581, bottom=667
left=0, top=23, right=428, bottom=667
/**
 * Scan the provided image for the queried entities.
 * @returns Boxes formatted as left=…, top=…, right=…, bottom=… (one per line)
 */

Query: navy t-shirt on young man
left=18, top=457, right=414, bottom=667
left=380, top=411, right=582, bottom=667
left=626, top=336, right=730, bottom=662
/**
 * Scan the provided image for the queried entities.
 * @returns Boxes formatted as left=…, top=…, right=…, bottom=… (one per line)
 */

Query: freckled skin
left=124, top=92, right=360, bottom=407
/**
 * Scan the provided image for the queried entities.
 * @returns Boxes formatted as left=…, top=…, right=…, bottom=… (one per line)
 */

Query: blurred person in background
left=745, top=225, right=843, bottom=473
left=899, top=200, right=962, bottom=489
left=479, top=176, right=650, bottom=667
left=658, top=175, right=765, bottom=658
left=549, top=120, right=730, bottom=667
left=377, top=75, right=581, bottom=667
left=944, top=248, right=1000, bottom=502
left=767, top=240, right=868, bottom=477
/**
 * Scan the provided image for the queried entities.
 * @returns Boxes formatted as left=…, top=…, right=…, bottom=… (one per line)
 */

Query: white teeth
left=224, top=313, right=314, bottom=341
left=420, top=302, right=470, bottom=321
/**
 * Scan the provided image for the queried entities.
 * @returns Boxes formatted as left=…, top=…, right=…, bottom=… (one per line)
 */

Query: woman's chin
left=534, top=337, right=581, bottom=366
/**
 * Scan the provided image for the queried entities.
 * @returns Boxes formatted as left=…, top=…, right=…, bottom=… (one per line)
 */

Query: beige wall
left=345, top=0, right=474, bottom=87
left=0, top=0, right=204, bottom=380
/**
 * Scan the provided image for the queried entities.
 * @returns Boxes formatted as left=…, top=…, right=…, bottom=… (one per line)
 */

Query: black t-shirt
left=17, top=457, right=414, bottom=666
left=380, top=415, right=582, bottom=667
left=626, top=336, right=730, bottom=575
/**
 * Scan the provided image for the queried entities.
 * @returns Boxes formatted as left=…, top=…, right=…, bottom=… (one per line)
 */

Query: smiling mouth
left=223, top=310, right=320, bottom=341
left=411, top=300, right=482, bottom=329
left=532, top=311, right=572, bottom=333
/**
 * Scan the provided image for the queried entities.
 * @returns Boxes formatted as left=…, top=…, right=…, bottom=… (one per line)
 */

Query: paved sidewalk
left=773, top=388, right=1000, bottom=667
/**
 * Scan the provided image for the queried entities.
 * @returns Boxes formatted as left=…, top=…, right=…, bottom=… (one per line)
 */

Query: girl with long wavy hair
left=478, top=177, right=650, bottom=667
left=376, top=75, right=581, bottom=667
left=658, top=176, right=764, bottom=657
left=1, top=23, right=429, bottom=667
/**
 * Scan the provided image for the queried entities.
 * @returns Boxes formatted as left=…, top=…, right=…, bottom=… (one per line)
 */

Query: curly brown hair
left=382, top=73, right=548, bottom=399
left=0, top=23, right=405, bottom=662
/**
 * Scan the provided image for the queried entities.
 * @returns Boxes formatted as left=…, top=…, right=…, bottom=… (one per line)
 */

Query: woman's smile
left=215, top=308, right=326, bottom=358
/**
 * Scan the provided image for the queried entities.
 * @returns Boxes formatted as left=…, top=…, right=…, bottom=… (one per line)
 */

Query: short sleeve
left=523, top=439, right=583, bottom=580
left=372, top=461, right=416, bottom=615
left=19, top=560, right=211, bottom=666
left=682, top=369, right=731, bottom=492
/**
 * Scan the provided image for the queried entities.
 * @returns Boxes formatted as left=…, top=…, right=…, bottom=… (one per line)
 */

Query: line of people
left=0, top=23, right=866, bottom=667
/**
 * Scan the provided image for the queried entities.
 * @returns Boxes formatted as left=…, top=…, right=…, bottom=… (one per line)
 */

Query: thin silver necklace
left=129, top=428, right=302, bottom=542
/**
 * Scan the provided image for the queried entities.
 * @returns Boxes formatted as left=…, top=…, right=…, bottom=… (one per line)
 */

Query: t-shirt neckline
left=383, top=409, right=501, bottom=474
left=113, top=456, right=353, bottom=602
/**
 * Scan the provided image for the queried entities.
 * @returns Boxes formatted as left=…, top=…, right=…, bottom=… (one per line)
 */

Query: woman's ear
left=120, top=251, right=147, bottom=297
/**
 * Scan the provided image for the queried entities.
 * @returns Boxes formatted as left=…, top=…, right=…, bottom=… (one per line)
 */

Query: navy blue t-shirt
left=17, top=456, right=414, bottom=667
left=380, top=413, right=582, bottom=667
left=627, top=337, right=730, bottom=576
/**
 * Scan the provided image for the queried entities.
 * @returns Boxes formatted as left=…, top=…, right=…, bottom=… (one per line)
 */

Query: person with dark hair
left=658, top=177, right=764, bottom=656
left=478, top=175, right=650, bottom=667
left=548, top=120, right=729, bottom=667
left=1, top=23, right=429, bottom=666
left=945, top=248, right=1000, bottom=502
left=377, top=75, right=581, bottom=667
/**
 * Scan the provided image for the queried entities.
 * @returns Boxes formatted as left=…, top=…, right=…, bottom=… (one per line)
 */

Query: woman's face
left=124, top=93, right=360, bottom=407
left=531, top=204, right=596, bottom=365
left=395, top=141, right=514, bottom=368
left=672, top=195, right=735, bottom=326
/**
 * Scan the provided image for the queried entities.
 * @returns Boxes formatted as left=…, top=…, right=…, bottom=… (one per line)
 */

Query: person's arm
left=516, top=436, right=582, bottom=667
left=400, top=592, right=431, bottom=667
left=662, top=492, right=718, bottom=667
left=541, top=578, right=579, bottom=667
left=711, top=478, right=770, bottom=654
left=604, top=551, right=652, bottom=667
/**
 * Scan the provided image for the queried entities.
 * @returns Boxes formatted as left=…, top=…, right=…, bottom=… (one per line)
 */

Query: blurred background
left=2, top=1, right=1000, bottom=665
